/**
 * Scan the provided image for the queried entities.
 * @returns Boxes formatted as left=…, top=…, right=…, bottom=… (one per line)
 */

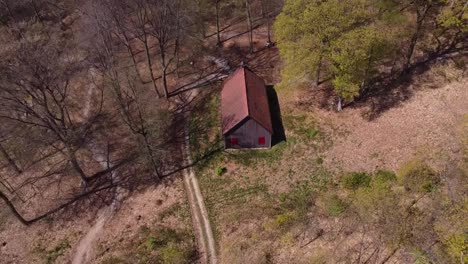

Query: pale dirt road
left=179, top=58, right=229, bottom=264
left=182, top=125, right=217, bottom=264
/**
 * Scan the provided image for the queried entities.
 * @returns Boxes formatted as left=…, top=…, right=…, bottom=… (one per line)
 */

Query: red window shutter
left=231, top=137, right=238, bottom=145
left=258, top=137, right=265, bottom=145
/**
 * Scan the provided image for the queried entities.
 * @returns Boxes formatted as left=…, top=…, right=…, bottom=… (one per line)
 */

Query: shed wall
left=224, top=118, right=271, bottom=149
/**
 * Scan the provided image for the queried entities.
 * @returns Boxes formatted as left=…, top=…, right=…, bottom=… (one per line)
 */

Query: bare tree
left=86, top=0, right=173, bottom=181
left=404, top=1, right=433, bottom=71
left=102, top=0, right=146, bottom=82
left=0, top=143, right=22, bottom=174
left=214, top=0, right=223, bottom=45
left=0, top=42, right=103, bottom=185
left=245, top=0, right=254, bottom=53
left=127, top=0, right=162, bottom=97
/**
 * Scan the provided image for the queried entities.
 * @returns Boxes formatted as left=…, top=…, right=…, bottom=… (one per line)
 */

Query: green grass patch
left=215, top=166, right=226, bottom=176
left=374, top=170, right=397, bottom=183
left=398, top=159, right=440, bottom=193
left=122, top=226, right=196, bottom=263
left=229, top=140, right=288, bottom=167
left=325, top=195, right=346, bottom=217
left=159, top=202, right=191, bottom=222
left=341, top=172, right=371, bottom=190
left=279, top=183, right=315, bottom=214
left=189, top=92, right=223, bottom=162
left=34, top=239, right=71, bottom=264
left=100, top=256, right=126, bottom=264
left=210, top=183, right=269, bottom=207
left=158, top=242, right=196, bottom=264
left=273, top=212, right=298, bottom=228
left=283, top=114, right=321, bottom=141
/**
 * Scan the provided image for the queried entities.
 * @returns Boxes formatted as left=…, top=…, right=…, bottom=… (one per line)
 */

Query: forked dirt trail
left=73, top=66, right=220, bottom=263
left=72, top=72, right=118, bottom=264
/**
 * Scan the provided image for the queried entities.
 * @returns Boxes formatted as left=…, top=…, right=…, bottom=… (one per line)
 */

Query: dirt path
left=179, top=57, right=230, bottom=264
left=71, top=209, right=111, bottom=264
left=182, top=90, right=218, bottom=264
left=72, top=71, right=119, bottom=264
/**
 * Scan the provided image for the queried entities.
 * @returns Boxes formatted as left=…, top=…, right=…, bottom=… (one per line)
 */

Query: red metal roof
left=221, top=67, right=273, bottom=135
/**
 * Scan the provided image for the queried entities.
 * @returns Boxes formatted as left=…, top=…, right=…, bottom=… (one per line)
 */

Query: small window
left=258, top=137, right=266, bottom=145
left=230, top=137, right=238, bottom=145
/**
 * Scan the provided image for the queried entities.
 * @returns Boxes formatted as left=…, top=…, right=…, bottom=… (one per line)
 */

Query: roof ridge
left=243, top=68, right=251, bottom=117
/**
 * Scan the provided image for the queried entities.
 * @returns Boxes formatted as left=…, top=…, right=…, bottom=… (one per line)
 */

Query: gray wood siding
left=225, top=118, right=271, bottom=149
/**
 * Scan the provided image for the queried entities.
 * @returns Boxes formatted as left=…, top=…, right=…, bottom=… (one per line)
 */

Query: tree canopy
left=275, top=0, right=467, bottom=109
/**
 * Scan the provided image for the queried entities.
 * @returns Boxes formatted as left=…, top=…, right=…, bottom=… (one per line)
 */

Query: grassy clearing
left=189, top=88, right=468, bottom=263
left=33, top=239, right=71, bottom=264
left=398, top=159, right=440, bottom=193
left=187, top=88, right=335, bottom=258
left=99, top=225, right=196, bottom=264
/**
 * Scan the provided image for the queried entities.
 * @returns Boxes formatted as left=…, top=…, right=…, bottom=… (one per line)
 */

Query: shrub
left=306, top=128, right=319, bottom=139
left=158, top=243, right=192, bottom=264
left=374, top=170, right=397, bottom=183
left=101, top=256, right=126, bottom=264
left=398, top=159, right=440, bottom=193
left=326, top=195, right=346, bottom=217
left=316, top=157, right=324, bottom=165
left=44, top=240, right=71, bottom=264
left=341, top=172, right=371, bottom=190
left=273, top=212, right=298, bottom=228
left=444, top=233, right=468, bottom=263
left=215, top=166, right=226, bottom=176
left=145, top=237, right=158, bottom=251
left=279, top=183, right=314, bottom=215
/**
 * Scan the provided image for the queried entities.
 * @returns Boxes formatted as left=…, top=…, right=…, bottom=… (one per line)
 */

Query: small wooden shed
left=221, top=66, right=273, bottom=149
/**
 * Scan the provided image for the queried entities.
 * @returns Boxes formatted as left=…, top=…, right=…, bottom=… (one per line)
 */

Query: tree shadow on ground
left=266, top=85, right=286, bottom=147
left=353, top=50, right=466, bottom=121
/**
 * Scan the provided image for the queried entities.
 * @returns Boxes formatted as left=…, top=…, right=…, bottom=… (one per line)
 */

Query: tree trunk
left=143, top=36, right=161, bottom=98
left=315, top=40, right=326, bottom=86
left=142, top=132, right=161, bottom=181
left=215, top=1, right=221, bottom=45
left=110, top=9, right=145, bottom=82
left=162, top=67, right=169, bottom=99
left=245, top=0, right=254, bottom=53
left=0, top=143, right=22, bottom=174
left=127, top=44, right=144, bottom=81
left=337, top=97, right=343, bottom=112
left=260, top=0, right=266, bottom=18
left=31, top=0, right=43, bottom=24
left=404, top=5, right=430, bottom=71
left=0, top=190, right=29, bottom=225
left=159, top=42, right=170, bottom=99
left=316, top=55, right=322, bottom=87
left=266, top=12, right=272, bottom=44
left=67, top=148, right=88, bottom=183
left=361, top=46, right=374, bottom=91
